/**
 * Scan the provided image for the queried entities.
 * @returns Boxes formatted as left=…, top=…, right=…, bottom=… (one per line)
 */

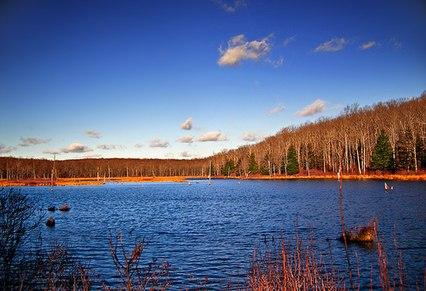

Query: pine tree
left=248, top=153, right=258, bottom=174
left=371, top=130, right=395, bottom=171
left=221, top=159, right=235, bottom=176
left=286, top=146, right=299, bottom=175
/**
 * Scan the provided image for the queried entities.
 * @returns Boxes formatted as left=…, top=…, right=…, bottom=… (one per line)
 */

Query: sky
left=0, top=0, right=425, bottom=160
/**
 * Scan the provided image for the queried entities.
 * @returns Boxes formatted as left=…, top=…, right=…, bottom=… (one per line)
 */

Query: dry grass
left=247, top=227, right=419, bottom=291
left=0, top=176, right=187, bottom=186
left=106, top=232, right=171, bottom=290
left=249, top=237, right=343, bottom=290
left=1, top=170, right=424, bottom=187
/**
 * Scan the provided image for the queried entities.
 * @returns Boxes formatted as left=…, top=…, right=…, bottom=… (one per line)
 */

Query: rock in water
left=59, top=203, right=71, bottom=212
left=46, top=217, right=55, bottom=227
left=340, top=224, right=375, bottom=243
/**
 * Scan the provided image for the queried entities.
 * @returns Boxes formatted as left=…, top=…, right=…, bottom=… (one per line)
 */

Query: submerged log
left=46, top=217, right=55, bottom=227
left=340, top=221, right=376, bottom=243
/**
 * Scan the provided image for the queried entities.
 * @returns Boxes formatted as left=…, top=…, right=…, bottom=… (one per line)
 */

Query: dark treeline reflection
left=1, top=95, right=425, bottom=179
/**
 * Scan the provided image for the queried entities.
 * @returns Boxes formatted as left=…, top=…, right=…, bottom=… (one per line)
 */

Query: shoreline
left=0, top=176, right=187, bottom=187
left=0, top=173, right=425, bottom=186
left=232, top=173, right=426, bottom=181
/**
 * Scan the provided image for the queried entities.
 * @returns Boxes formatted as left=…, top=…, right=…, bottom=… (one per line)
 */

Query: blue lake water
left=15, top=179, right=426, bottom=289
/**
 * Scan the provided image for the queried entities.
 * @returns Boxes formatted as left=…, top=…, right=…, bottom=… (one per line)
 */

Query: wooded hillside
left=209, top=94, right=426, bottom=177
left=1, top=95, right=425, bottom=179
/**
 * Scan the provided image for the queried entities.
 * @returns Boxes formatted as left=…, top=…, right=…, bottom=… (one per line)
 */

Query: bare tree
left=0, top=189, right=40, bottom=288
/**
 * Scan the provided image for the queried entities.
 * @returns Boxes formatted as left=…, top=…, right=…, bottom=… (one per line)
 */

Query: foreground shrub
left=0, top=189, right=40, bottom=288
left=107, top=232, right=171, bottom=290
left=249, top=236, right=342, bottom=290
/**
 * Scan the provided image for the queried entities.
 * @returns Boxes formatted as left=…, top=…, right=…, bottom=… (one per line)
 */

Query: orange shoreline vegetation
left=0, top=172, right=425, bottom=186
left=0, top=176, right=187, bottom=186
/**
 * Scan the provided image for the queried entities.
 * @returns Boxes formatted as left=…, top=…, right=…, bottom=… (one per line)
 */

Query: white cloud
left=19, top=137, right=50, bottom=147
left=134, top=143, right=143, bottom=148
left=181, top=151, right=191, bottom=158
left=181, top=117, right=193, bottom=130
left=266, top=57, right=284, bottom=68
left=283, top=35, right=296, bottom=47
left=242, top=132, right=258, bottom=142
left=177, top=136, right=194, bottom=144
left=61, top=143, right=93, bottom=153
left=85, top=130, right=101, bottom=139
left=314, top=38, right=348, bottom=53
left=297, top=99, right=326, bottom=117
left=360, top=41, right=376, bottom=50
left=212, top=0, right=246, bottom=13
left=0, top=144, right=16, bottom=154
left=150, top=138, right=169, bottom=148
left=198, top=131, right=228, bottom=142
left=390, top=37, right=402, bottom=49
left=268, top=104, right=284, bottom=115
left=97, top=144, right=123, bottom=150
left=218, top=34, right=272, bottom=66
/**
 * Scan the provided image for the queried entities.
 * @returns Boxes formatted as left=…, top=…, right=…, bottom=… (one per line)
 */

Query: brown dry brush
left=3, top=243, right=91, bottom=290
left=373, top=222, right=416, bottom=291
left=0, top=188, right=40, bottom=288
left=247, top=229, right=421, bottom=291
left=0, top=189, right=91, bottom=290
left=34, top=245, right=91, bottom=290
left=248, top=170, right=420, bottom=291
left=248, top=235, right=343, bottom=291
left=106, top=232, right=171, bottom=290
left=393, top=228, right=406, bottom=290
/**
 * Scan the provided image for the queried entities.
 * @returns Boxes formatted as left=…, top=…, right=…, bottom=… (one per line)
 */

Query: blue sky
left=0, top=0, right=425, bottom=159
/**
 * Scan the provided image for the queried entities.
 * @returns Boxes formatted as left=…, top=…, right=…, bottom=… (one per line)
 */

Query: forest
left=0, top=94, right=425, bottom=180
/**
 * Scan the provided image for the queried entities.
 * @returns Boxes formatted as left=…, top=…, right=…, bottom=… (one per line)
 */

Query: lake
left=16, top=179, right=426, bottom=289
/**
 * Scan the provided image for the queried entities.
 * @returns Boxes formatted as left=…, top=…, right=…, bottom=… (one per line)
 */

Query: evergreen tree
left=286, top=146, right=299, bottom=175
left=221, top=159, right=235, bottom=176
left=248, top=153, right=258, bottom=174
left=371, top=130, right=395, bottom=171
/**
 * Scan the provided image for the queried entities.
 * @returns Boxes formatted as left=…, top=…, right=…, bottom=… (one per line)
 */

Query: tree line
left=210, top=94, right=425, bottom=177
left=0, top=94, right=425, bottom=179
